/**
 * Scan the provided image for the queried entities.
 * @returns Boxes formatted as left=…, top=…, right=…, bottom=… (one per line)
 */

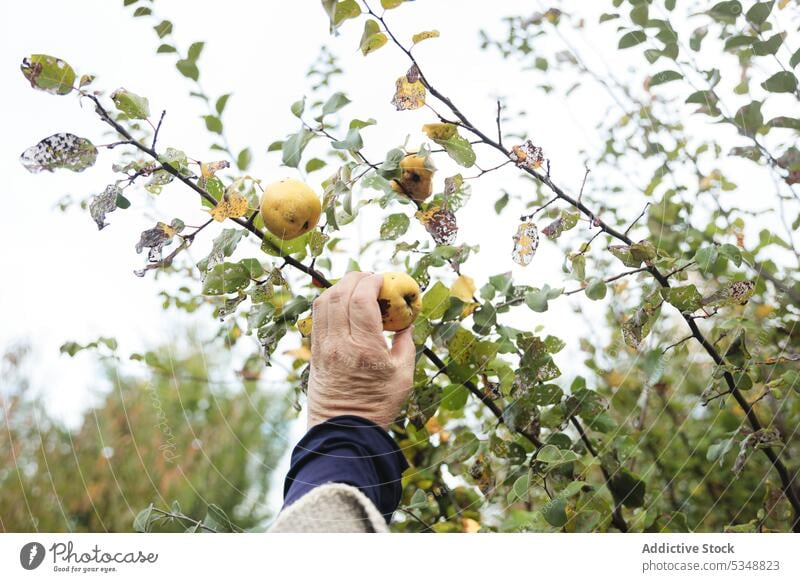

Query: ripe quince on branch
left=390, top=153, right=435, bottom=202
left=259, top=178, right=321, bottom=240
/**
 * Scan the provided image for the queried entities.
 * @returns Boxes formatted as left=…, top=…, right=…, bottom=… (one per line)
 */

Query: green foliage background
left=7, top=0, right=800, bottom=532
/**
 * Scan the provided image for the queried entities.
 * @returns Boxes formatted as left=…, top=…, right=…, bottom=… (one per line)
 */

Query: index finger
left=348, top=273, right=384, bottom=342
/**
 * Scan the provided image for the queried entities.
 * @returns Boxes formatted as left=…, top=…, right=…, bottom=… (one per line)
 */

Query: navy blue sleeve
left=282, top=415, right=408, bottom=523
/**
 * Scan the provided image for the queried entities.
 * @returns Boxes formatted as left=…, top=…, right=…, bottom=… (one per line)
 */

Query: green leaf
left=237, top=147, right=252, bottom=171
left=305, top=158, right=327, bottom=173
left=451, top=431, right=479, bottom=462
left=202, top=262, right=251, bottom=295
left=618, top=30, right=646, bottom=49
left=630, top=4, right=648, bottom=26
left=360, top=19, right=388, bottom=56
left=746, top=1, right=774, bottom=25
left=133, top=6, right=151, bottom=16
left=215, top=93, right=231, bottom=115
left=380, top=213, right=410, bottom=240
left=441, top=383, right=469, bottom=411
left=176, top=59, right=199, bottom=81
left=753, top=32, right=785, bottom=56
left=20, top=54, right=76, bottom=95
left=153, top=20, right=173, bottom=38
left=724, top=35, right=756, bottom=51
left=133, top=504, right=154, bottom=533
left=767, top=116, right=800, bottom=130
left=608, top=468, right=646, bottom=508
left=187, top=41, right=204, bottom=62
left=282, top=129, right=314, bottom=168
left=112, top=88, right=150, bottom=119
left=422, top=282, right=451, bottom=320
left=694, top=245, right=719, bottom=271
left=660, top=285, right=702, bottom=313
left=732, top=101, right=763, bottom=137
left=322, top=92, right=351, bottom=116
left=430, top=129, right=476, bottom=168
left=791, top=48, right=800, bottom=69
left=708, top=1, right=742, bottom=21
left=538, top=445, right=579, bottom=467
left=324, top=0, right=361, bottom=32
left=761, top=71, right=798, bottom=93
left=649, top=70, right=682, bottom=86
left=203, top=115, right=223, bottom=134
left=585, top=278, right=607, bottom=300
left=156, top=44, right=177, bottom=53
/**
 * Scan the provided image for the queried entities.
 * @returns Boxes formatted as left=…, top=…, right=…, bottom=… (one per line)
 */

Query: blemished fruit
left=260, top=178, right=321, bottom=240
left=378, top=272, right=422, bottom=331
left=390, top=154, right=434, bottom=202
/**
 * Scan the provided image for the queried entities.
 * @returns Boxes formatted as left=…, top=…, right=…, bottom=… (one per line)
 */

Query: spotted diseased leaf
left=468, top=454, right=495, bottom=497
left=20, top=133, right=98, bottom=173
left=144, top=171, right=173, bottom=195
left=412, top=30, right=440, bottom=45
left=733, top=428, right=782, bottom=477
left=391, top=68, right=426, bottom=110
left=442, top=174, right=471, bottom=212
left=200, top=160, right=230, bottom=180
left=512, top=221, right=539, bottom=266
left=258, top=322, right=288, bottom=366
left=308, top=229, right=329, bottom=256
left=407, top=383, right=441, bottom=428
left=660, top=284, right=702, bottom=313
left=510, top=140, right=545, bottom=170
left=198, top=229, right=245, bottom=273
left=20, top=54, right=76, bottom=95
left=621, top=293, right=662, bottom=350
left=89, top=184, right=123, bottom=230
left=111, top=88, right=150, bottom=119
left=422, top=123, right=457, bottom=141
left=609, top=240, right=656, bottom=268
left=541, top=210, right=579, bottom=239
left=700, top=280, right=755, bottom=308
left=297, top=315, right=313, bottom=338
left=417, top=207, right=457, bottom=245
left=380, top=213, right=410, bottom=240
left=777, top=147, right=800, bottom=185
left=135, top=219, right=184, bottom=263
left=202, top=262, right=251, bottom=296
left=360, top=19, right=388, bottom=56
left=210, top=188, right=249, bottom=222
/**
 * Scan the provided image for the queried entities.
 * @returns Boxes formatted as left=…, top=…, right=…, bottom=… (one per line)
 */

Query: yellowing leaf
left=391, top=75, right=426, bottom=110
left=381, top=0, right=403, bottom=8
left=462, top=518, right=481, bottom=533
left=412, top=30, right=440, bottom=45
left=512, top=222, right=539, bottom=266
left=297, top=315, right=313, bottom=337
left=422, top=122, right=457, bottom=140
left=360, top=19, right=388, bottom=56
left=200, top=160, right=230, bottom=180
left=210, top=188, right=249, bottom=222
left=284, top=345, right=311, bottom=361
left=450, top=275, right=476, bottom=302
left=510, top=140, right=545, bottom=170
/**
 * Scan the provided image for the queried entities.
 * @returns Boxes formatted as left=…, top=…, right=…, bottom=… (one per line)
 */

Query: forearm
left=282, top=415, right=408, bottom=522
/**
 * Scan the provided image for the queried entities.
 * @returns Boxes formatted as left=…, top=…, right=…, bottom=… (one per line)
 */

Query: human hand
left=307, top=271, right=417, bottom=429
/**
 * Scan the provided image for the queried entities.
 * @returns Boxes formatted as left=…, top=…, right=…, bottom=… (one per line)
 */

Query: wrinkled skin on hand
left=307, top=272, right=417, bottom=429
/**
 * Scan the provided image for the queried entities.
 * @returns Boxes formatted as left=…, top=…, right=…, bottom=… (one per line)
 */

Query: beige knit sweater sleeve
left=268, top=483, right=389, bottom=533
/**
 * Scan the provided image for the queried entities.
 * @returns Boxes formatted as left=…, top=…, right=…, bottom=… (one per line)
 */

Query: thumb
left=391, top=325, right=416, bottom=366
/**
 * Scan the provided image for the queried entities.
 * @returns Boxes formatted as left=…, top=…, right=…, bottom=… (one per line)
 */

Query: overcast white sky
left=2, top=1, right=798, bottom=517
